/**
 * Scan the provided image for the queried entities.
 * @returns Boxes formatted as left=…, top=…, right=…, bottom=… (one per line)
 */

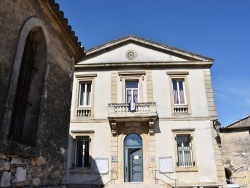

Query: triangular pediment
left=77, top=35, right=213, bottom=67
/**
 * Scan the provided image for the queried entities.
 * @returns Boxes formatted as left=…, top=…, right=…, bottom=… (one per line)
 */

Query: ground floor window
left=75, top=136, right=90, bottom=167
left=176, top=134, right=194, bottom=168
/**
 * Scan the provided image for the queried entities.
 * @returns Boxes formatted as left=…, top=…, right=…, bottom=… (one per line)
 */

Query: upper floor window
left=75, top=74, right=96, bottom=118
left=126, top=81, right=139, bottom=103
left=173, top=79, right=186, bottom=105
left=76, top=82, right=92, bottom=117
left=79, top=82, right=91, bottom=107
left=167, top=71, right=190, bottom=115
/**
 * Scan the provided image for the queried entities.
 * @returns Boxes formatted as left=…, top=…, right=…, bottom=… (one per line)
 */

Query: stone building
left=220, top=115, right=250, bottom=187
left=66, top=36, right=226, bottom=187
left=0, top=0, right=84, bottom=187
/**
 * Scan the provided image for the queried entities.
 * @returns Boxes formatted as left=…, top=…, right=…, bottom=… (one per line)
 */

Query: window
left=79, top=82, right=91, bottom=107
left=171, top=78, right=189, bottom=114
left=118, top=71, right=145, bottom=103
left=75, top=136, right=90, bottom=168
left=173, top=129, right=197, bottom=172
left=173, top=79, right=186, bottom=105
left=69, top=131, right=94, bottom=174
left=8, top=28, right=47, bottom=147
left=176, top=134, right=193, bottom=168
left=75, top=74, right=96, bottom=118
left=126, top=81, right=139, bottom=103
left=167, top=71, right=190, bottom=115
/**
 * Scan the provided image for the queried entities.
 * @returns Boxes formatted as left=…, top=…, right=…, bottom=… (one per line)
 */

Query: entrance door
left=124, top=134, right=143, bottom=182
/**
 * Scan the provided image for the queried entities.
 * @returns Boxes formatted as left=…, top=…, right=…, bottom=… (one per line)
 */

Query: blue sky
left=56, top=0, right=250, bottom=126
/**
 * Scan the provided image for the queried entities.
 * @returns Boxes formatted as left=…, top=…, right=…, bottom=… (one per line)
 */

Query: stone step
left=105, top=183, right=165, bottom=188
left=67, top=185, right=99, bottom=188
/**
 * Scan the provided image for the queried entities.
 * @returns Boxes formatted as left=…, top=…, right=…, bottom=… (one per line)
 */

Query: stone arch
left=16, top=17, right=51, bottom=63
left=116, top=122, right=152, bottom=183
left=3, top=17, right=51, bottom=147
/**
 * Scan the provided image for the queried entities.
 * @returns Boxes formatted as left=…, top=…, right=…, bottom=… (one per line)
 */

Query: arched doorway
left=124, top=134, right=143, bottom=182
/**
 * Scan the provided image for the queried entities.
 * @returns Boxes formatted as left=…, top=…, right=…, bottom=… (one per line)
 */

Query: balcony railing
left=174, top=104, right=188, bottom=115
left=76, top=107, right=91, bottom=117
left=108, top=102, right=157, bottom=119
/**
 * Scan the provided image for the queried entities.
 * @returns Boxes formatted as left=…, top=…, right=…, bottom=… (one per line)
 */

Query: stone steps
left=67, top=182, right=168, bottom=188
left=105, top=182, right=166, bottom=188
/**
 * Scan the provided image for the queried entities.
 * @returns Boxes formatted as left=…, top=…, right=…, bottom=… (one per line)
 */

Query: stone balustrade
left=108, top=102, right=157, bottom=119
left=76, top=107, right=91, bottom=117
left=173, top=104, right=188, bottom=115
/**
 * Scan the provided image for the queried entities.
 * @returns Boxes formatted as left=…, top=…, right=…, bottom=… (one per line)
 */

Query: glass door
left=124, top=134, right=143, bottom=182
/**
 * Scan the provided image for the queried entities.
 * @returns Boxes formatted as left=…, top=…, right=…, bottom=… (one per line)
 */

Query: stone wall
left=0, top=0, right=83, bottom=187
left=221, top=131, right=250, bottom=170
left=221, top=131, right=250, bottom=186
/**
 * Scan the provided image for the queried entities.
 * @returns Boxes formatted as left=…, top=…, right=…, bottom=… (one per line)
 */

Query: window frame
left=118, top=71, right=145, bottom=103
left=125, top=80, right=139, bottom=103
left=172, top=79, right=187, bottom=105
left=74, top=136, right=91, bottom=168
left=0, top=18, right=51, bottom=157
left=78, top=82, right=92, bottom=107
left=74, top=74, right=96, bottom=118
left=167, top=72, right=191, bottom=115
left=172, top=129, right=198, bottom=172
left=69, top=131, right=94, bottom=174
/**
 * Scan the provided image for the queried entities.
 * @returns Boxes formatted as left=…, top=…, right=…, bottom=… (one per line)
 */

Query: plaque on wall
left=159, top=157, right=173, bottom=173
left=94, top=158, right=109, bottom=174
left=111, top=156, right=118, bottom=162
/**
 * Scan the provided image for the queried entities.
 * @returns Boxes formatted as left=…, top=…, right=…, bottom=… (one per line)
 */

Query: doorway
left=124, top=134, right=143, bottom=182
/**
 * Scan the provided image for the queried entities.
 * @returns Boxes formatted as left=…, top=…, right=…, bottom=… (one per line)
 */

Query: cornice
left=75, top=61, right=213, bottom=70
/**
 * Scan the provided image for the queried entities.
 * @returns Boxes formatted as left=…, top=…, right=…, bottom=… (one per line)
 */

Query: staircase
left=106, top=182, right=165, bottom=188
left=68, top=183, right=166, bottom=188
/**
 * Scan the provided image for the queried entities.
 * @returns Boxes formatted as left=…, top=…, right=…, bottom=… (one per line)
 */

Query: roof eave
left=85, top=35, right=214, bottom=62
left=38, top=0, right=85, bottom=62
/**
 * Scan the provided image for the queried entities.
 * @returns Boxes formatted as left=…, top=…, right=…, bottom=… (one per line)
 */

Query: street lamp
left=213, top=119, right=222, bottom=147
left=213, top=119, right=221, bottom=132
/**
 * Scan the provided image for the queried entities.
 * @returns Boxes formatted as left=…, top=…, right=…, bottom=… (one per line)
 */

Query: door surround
left=124, top=133, right=143, bottom=182
left=112, top=122, right=155, bottom=184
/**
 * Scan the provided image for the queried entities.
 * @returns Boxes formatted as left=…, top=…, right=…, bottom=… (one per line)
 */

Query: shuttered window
left=176, top=134, right=194, bottom=168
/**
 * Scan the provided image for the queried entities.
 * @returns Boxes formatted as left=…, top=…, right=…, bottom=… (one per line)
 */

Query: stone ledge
left=69, top=167, right=93, bottom=174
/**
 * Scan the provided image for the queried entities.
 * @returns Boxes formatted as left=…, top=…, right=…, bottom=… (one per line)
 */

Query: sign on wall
left=111, top=156, right=118, bottom=162
left=159, top=157, right=173, bottom=173
left=94, top=158, right=109, bottom=174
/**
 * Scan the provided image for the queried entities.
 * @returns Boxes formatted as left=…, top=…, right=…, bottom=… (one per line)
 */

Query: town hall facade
left=66, top=36, right=226, bottom=187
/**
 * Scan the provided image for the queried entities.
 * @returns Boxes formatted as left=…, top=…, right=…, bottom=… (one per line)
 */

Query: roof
left=220, top=115, right=250, bottom=133
left=85, top=35, right=214, bottom=62
left=39, top=0, right=85, bottom=62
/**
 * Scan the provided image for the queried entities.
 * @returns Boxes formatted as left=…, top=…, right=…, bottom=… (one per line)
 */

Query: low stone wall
left=0, top=153, right=65, bottom=187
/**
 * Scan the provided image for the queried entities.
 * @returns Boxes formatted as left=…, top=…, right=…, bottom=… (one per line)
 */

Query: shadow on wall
left=68, top=134, right=118, bottom=187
